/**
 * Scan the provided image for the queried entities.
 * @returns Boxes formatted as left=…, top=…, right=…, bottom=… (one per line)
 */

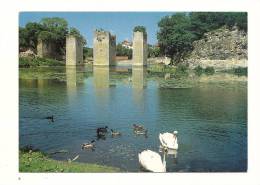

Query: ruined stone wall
left=187, top=26, right=247, bottom=69
left=110, top=35, right=116, bottom=65
left=132, top=31, right=147, bottom=66
left=93, top=31, right=116, bottom=66
left=66, top=35, right=83, bottom=66
left=37, top=39, right=57, bottom=59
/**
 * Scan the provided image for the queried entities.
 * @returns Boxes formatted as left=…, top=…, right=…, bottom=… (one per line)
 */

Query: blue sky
left=19, top=12, right=173, bottom=47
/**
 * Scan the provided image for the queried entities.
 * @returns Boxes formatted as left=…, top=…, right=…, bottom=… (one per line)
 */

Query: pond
left=19, top=66, right=247, bottom=172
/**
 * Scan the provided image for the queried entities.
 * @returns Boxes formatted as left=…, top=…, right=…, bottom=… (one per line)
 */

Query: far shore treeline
left=19, top=12, right=247, bottom=64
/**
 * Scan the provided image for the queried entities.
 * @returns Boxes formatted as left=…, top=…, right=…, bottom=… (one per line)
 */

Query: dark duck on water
left=45, top=115, right=54, bottom=122
left=96, top=126, right=108, bottom=136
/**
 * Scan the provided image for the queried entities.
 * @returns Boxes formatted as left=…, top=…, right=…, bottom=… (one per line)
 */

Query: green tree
left=19, top=22, right=44, bottom=50
left=157, top=13, right=197, bottom=64
left=157, top=12, right=247, bottom=64
left=19, top=17, right=86, bottom=57
left=133, top=26, right=147, bottom=37
left=40, top=17, right=69, bottom=55
left=83, top=47, right=93, bottom=59
left=116, top=44, right=132, bottom=59
left=68, top=27, right=87, bottom=46
left=190, top=12, right=247, bottom=33
left=148, top=45, right=161, bottom=58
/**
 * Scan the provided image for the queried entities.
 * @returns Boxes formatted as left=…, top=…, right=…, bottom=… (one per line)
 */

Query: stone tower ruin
left=93, top=30, right=116, bottom=66
left=66, top=35, right=83, bottom=66
left=37, top=39, right=57, bottom=59
left=132, top=31, right=147, bottom=66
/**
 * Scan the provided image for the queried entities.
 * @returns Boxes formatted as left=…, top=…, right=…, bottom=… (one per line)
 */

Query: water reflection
left=132, top=67, right=147, bottom=89
left=132, top=67, right=147, bottom=109
left=93, top=66, right=110, bottom=106
left=19, top=66, right=247, bottom=172
left=159, top=146, right=178, bottom=165
left=66, top=66, right=77, bottom=103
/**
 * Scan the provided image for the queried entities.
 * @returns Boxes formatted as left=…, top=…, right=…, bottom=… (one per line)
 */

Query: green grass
left=19, top=57, right=65, bottom=68
left=19, top=150, right=121, bottom=172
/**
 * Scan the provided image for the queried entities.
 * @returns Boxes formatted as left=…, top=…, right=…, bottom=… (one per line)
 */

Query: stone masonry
left=66, top=35, right=83, bottom=66
left=132, top=31, right=147, bottom=66
left=37, top=39, right=57, bottom=59
left=93, top=30, right=116, bottom=66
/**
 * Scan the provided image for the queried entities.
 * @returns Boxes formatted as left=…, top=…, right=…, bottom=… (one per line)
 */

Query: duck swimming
left=111, top=129, right=121, bottom=136
left=45, top=115, right=54, bottom=122
left=81, top=140, right=95, bottom=149
left=97, top=126, right=108, bottom=136
left=134, top=129, right=148, bottom=134
left=133, top=124, right=144, bottom=131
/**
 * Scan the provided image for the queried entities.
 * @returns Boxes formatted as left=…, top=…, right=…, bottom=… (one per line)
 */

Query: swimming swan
left=159, top=131, right=178, bottom=150
left=138, top=149, right=166, bottom=172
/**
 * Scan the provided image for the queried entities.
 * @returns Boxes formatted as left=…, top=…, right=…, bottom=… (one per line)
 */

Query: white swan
left=138, top=149, right=166, bottom=172
left=159, top=131, right=178, bottom=150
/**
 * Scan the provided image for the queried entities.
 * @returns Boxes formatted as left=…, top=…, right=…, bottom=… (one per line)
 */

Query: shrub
left=204, top=67, right=215, bottom=75
left=234, top=67, right=247, bottom=76
left=194, top=65, right=204, bottom=76
left=173, top=63, right=188, bottom=78
left=176, top=64, right=188, bottom=73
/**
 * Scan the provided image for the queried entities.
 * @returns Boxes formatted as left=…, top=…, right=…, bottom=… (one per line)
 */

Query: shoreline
left=19, top=150, right=121, bottom=172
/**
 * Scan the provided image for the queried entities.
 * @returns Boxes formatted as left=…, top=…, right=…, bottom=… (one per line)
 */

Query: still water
left=19, top=66, right=247, bottom=172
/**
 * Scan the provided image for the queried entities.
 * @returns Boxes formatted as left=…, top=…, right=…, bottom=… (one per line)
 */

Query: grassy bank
left=19, top=150, right=120, bottom=172
left=19, top=57, right=65, bottom=68
left=148, top=64, right=189, bottom=78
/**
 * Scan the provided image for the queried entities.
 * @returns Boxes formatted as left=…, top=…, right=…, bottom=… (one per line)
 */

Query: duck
left=45, top=115, right=54, bottom=122
left=138, top=149, right=166, bottom=172
left=81, top=140, right=95, bottom=149
left=134, top=129, right=148, bottom=135
left=97, top=126, right=108, bottom=136
left=159, top=131, right=178, bottom=150
left=133, top=124, right=144, bottom=131
left=111, top=129, right=121, bottom=136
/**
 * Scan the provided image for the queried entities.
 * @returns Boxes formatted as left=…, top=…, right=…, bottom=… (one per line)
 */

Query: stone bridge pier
left=66, top=35, right=83, bottom=66
left=132, top=31, right=148, bottom=66
left=93, top=30, right=116, bottom=66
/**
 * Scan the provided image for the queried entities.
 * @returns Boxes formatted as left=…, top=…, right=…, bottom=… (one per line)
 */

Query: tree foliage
left=157, top=12, right=247, bottom=64
left=19, top=23, right=44, bottom=50
left=148, top=45, right=161, bottom=58
left=133, top=26, right=147, bottom=37
left=69, top=27, right=87, bottom=45
left=157, top=13, right=197, bottom=64
left=116, top=44, right=132, bottom=59
left=83, top=47, right=93, bottom=59
left=19, top=17, right=86, bottom=56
